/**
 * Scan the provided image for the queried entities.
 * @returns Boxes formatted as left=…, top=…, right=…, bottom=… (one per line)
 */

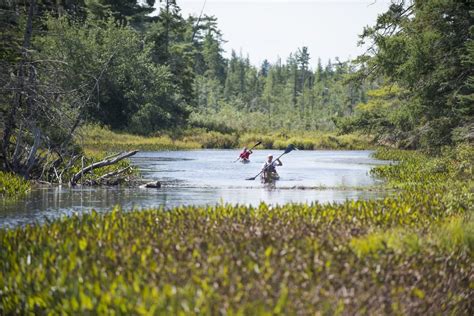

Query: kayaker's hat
left=267, top=154, right=273, bottom=158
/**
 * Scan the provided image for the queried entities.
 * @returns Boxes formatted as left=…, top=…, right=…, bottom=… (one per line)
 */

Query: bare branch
left=70, top=150, right=138, bottom=185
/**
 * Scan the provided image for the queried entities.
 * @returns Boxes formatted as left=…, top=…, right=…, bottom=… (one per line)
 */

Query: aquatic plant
left=1, top=143, right=472, bottom=314
left=0, top=171, right=30, bottom=199
left=1, top=184, right=472, bottom=314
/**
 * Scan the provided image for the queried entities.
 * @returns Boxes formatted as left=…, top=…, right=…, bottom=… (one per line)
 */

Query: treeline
left=192, top=50, right=369, bottom=133
left=0, top=0, right=368, bottom=179
left=1, top=0, right=472, bottom=180
left=337, top=0, right=473, bottom=151
left=2, top=0, right=368, bottom=136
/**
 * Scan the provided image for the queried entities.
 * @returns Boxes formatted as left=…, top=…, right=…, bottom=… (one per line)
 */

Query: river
left=0, top=150, right=389, bottom=228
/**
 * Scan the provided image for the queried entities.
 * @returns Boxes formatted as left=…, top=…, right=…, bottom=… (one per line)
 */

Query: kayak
left=260, top=171, right=280, bottom=183
left=240, top=158, right=250, bottom=164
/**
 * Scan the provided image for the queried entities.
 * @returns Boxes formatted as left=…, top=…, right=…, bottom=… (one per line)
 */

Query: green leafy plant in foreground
left=0, top=146, right=472, bottom=314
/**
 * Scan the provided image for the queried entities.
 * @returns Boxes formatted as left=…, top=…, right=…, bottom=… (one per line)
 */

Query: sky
left=156, top=0, right=392, bottom=69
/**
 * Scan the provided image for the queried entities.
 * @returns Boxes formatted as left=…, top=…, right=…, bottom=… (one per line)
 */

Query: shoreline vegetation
left=0, top=0, right=472, bottom=314
left=0, top=171, right=31, bottom=199
left=1, top=146, right=472, bottom=314
left=79, top=125, right=373, bottom=152
left=1, top=125, right=373, bottom=198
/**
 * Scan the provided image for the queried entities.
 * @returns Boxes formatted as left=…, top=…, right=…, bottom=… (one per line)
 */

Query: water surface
left=0, top=150, right=388, bottom=228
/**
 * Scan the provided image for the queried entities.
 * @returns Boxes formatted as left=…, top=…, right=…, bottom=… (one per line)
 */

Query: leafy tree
left=350, top=0, right=474, bottom=149
left=40, top=15, right=186, bottom=133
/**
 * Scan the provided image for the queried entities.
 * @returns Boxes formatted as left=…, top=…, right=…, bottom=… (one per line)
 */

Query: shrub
left=0, top=171, right=30, bottom=199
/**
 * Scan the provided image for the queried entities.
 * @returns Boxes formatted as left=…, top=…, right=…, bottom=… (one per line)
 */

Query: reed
left=79, top=125, right=372, bottom=151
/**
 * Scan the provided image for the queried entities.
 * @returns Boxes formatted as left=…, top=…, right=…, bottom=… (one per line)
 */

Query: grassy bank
left=78, top=125, right=372, bottom=152
left=77, top=125, right=201, bottom=152
left=0, top=145, right=472, bottom=314
left=0, top=171, right=31, bottom=199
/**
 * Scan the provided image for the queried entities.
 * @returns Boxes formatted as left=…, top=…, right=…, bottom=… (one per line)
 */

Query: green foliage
left=350, top=0, right=474, bottom=149
left=194, top=52, right=371, bottom=134
left=371, top=144, right=474, bottom=187
left=351, top=215, right=473, bottom=259
left=38, top=15, right=187, bottom=134
left=0, top=171, right=30, bottom=199
left=85, top=0, right=156, bottom=27
left=0, top=183, right=471, bottom=314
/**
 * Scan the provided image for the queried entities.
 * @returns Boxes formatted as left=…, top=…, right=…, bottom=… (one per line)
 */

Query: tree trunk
left=2, top=0, right=35, bottom=169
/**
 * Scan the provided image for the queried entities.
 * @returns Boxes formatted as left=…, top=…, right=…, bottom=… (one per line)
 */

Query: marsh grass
left=77, top=125, right=200, bottom=152
left=241, top=132, right=371, bottom=150
left=1, top=144, right=472, bottom=314
left=78, top=125, right=372, bottom=151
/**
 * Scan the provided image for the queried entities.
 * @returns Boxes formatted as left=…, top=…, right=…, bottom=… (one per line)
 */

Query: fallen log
left=95, top=166, right=131, bottom=184
left=70, top=150, right=138, bottom=186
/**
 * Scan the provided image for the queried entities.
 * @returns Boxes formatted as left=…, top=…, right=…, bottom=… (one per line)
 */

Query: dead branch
left=70, top=150, right=138, bottom=186
left=95, top=166, right=131, bottom=183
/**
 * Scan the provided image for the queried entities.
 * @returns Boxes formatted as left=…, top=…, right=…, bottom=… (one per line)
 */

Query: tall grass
left=77, top=125, right=201, bottom=151
left=241, top=131, right=371, bottom=150
left=78, top=125, right=372, bottom=151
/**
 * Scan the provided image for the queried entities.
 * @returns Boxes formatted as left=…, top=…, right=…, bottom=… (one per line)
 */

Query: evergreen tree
left=350, top=0, right=474, bottom=149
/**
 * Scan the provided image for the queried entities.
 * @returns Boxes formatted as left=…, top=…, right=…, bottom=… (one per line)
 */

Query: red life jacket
left=240, top=150, right=251, bottom=159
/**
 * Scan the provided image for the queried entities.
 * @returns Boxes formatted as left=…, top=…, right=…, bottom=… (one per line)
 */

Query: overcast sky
left=156, top=0, right=392, bottom=69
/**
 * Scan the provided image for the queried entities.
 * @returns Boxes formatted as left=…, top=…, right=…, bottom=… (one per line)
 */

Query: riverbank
left=78, top=125, right=372, bottom=152
left=1, top=145, right=472, bottom=314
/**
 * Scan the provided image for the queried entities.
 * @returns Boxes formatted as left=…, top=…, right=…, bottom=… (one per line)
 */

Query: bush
left=0, top=171, right=30, bottom=199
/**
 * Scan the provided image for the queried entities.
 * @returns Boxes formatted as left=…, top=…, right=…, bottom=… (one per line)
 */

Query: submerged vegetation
left=1, top=146, right=472, bottom=314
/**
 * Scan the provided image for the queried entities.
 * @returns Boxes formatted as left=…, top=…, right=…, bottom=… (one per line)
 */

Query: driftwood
left=70, top=150, right=138, bottom=186
left=95, top=166, right=131, bottom=184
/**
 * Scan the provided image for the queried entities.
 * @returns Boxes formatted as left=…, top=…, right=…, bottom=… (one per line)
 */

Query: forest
left=1, top=0, right=472, bottom=181
left=0, top=0, right=473, bottom=314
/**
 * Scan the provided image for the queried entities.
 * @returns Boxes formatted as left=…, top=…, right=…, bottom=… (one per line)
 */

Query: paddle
left=234, top=141, right=262, bottom=162
left=245, top=144, right=297, bottom=180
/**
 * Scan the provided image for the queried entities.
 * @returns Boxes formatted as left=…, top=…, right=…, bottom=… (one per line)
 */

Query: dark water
left=0, top=150, right=389, bottom=228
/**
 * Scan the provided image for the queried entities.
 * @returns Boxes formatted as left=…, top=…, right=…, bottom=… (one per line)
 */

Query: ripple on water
left=0, top=150, right=390, bottom=228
